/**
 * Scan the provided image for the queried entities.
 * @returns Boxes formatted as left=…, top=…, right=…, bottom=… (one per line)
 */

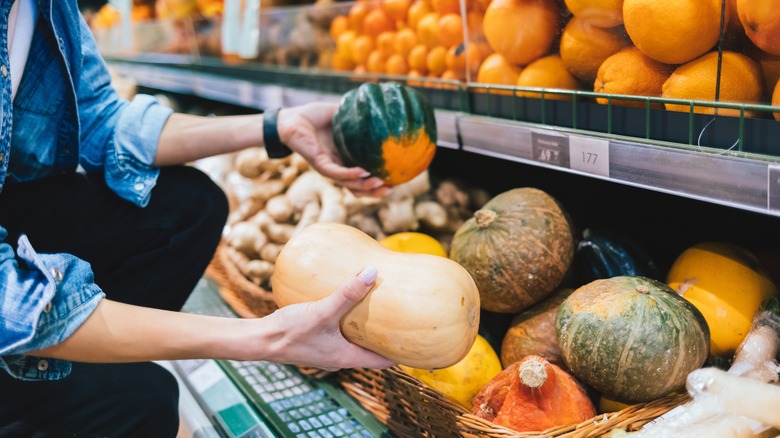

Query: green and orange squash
left=556, top=276, right=710, bottom=403
left=332, top=82, right=437, bottom=186
left=449, top=188, right=575, bottom=314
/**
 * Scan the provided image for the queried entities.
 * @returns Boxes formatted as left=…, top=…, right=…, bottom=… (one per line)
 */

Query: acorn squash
left=271, top=223, right=480, bottom=369
left=449, top=188, right=575, bottom=313
left=667, top=242, right=778, bottom=358
left=400, top=335, right=502, bottom=409
left=556, top=276, right=710, bottom=403
left=576, top=228, right=662, bottom=283
left=332, top=82, right=437, bottom=186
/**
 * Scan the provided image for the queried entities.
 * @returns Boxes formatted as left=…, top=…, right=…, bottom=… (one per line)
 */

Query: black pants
left=0, top=166, right=229, bottom=437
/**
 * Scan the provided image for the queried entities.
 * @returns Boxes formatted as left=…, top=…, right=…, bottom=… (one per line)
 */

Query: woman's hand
left=260, top=267, right=395, bottom=371
left=277, top=103, right=391, bottom=197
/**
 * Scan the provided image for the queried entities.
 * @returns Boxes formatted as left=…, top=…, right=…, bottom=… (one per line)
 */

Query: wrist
left=263, top=108, right=293, bottom=159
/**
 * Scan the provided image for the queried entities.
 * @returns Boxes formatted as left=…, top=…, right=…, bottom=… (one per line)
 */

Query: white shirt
left=8, top=0, right=37, bottom=100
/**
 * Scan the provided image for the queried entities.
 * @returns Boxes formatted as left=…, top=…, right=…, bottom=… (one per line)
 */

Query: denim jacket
left=0, top=0, right=173, bottom=380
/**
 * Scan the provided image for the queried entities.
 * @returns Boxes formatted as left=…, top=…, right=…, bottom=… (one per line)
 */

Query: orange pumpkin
left=471, top=355, right=595, bottom=432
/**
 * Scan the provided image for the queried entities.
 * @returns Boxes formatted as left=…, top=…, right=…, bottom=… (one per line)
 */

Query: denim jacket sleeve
left=0, top=227, right=105, bottom=381
left=75, top=15, right=173, bottom=207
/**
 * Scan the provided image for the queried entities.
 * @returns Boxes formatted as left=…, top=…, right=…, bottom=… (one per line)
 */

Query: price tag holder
left=569, top=135, right=610, bottom=177
left=768, top=165, right=780, bottom=211
left=531, top=131, right=570, bottom=168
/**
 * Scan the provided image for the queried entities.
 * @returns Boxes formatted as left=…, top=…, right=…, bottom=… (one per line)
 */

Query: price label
left=769, top=165, right=780, bottom=211
left=531, top=132, right=570, bottom=168
left=569, top=135, right=610, bottom=177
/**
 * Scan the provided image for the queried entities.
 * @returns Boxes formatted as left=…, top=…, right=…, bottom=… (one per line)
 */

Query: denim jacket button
left=37, top=360, right=49, bottom=371
left=50, top=268, right=63, bottom=282
left=0, top=65, right=6, bottom=78
left=44, top=302, right=52, bottom=313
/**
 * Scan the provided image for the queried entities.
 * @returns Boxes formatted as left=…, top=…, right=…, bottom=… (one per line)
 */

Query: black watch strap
left=263, top=108, right=293, bottom=159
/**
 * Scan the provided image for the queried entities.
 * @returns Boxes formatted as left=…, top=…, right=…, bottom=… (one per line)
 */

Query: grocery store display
left=400, top=334, right=502, bottom=409
left=272, top=222, right=480, bottom=369
left=594, top=46, right=674, bottom=107
left=556, top=276, right=711, bottom=403
left=667, top=242, right=778, bottom=358
left=332, top=81, right=437, bottom=186
left=449, top=188, right=575, bottom=314
left=471, top=355, right=596, bottom=432
left=500, top=287, right=573, bottom=369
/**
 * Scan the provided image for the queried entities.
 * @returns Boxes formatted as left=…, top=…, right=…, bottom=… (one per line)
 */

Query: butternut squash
left=272, top=223, right=480, bottom=369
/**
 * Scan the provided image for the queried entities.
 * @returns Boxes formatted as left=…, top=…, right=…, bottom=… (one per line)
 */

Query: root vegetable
left=279, top=166, right=299, bottom=187
left=242, top=259, right=275, bottom=285
left=286, top=171, right=327, bottom=209
left=265, top=195, right=294, bottom=223
left=348, top=213, right=385, bottom=240
left=259, top=243, right=283, bottom=263
left=379, top=199, right=418, bottom=234
left=235, top=148, right=269, bottom=179
left=226, top=222, right=267, bottom=257
left=290, top=153, right=310, bottom=173
left=247, top=180, right=287, bottom=203
left=388, top=171, right=431, bottom=200
left=318, top=185, right=347, bottom=223
left=415, top=200, right=448, bottom=230
left=264, top=222, right=296, bottom=244
left=294, top=202, right=321, bottom=235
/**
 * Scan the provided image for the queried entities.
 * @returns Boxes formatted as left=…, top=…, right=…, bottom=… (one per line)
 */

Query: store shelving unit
left=107, top=55, right=780, bottom=219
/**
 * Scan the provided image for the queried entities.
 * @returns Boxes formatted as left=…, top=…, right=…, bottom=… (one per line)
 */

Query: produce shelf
left=107, top=55, right=780, bottom=219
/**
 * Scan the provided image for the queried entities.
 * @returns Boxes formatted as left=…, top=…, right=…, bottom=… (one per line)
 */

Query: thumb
left=321, top=267, right=378, bottom=318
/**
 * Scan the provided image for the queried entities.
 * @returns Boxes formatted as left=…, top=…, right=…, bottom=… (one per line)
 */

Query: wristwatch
left=263, top=108, right=293, bottom=159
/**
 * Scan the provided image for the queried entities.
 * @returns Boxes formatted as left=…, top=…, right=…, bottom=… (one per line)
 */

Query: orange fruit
left=746, top=42, right=780, bottom=98
left=367, top=50, right=388, bottom=73
left=395, top=28, right=419, bottom=57
left=437, top=13, right=464, bottom=48
left=348, top=2, right=373, bottom=33
left=483, top=0, right=560, bottom=66
left=772, top=78, right=780, bottom=121
left=364, top=9, right=396, bottom=39
left=737, top=0, right=780, bottom=56
left=386, top=53, right=410, bottom=75
left=383, top=0, right=412, bottom=22
left=408, top=44, right=430, bottom=73
left=661, top=51, right=764, bottom=117
left=336, top=30, right=358, bottom=63
left=417, top=13, right=441, bottom=48
left=623, top=0, right=723, bottom=65
left=330, top=15, right=349, bottom=40
left=431, top=0, right=460, bottom=15
left=445, top=45, right=467, bottom=74
left=563, top=0, right=624, bottom=28
left=376, top=31, right=397, bottom=57
left=516, top=55, right=581, bottom=101
left=594, top=46, right=674, bottom=107
left=466, top=10, right=484, bottom=39
left=408, top=0, right=433, bottom=28
left=427, top=45, right=448, bottom=76
left=465, top=43, right=487, bottom=77
left=407, top=69, right=425, bottom=86
left=559, top=16, right=631, bottom=84
left=352, top=35, right=375, bottom=66
left=476, top=53, right=522, bottom=86
left=332, top=52, right=356, bottom=71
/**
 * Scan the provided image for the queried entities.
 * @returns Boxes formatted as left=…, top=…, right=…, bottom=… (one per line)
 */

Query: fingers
left=321, top=267, right=378, bottom=318
left=312, top=161, right=391, bottom=195
left=342, top=345, right=396, bottom=370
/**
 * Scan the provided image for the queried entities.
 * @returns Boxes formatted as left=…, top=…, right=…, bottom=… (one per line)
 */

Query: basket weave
left=208, top=243, right=279, bottom=317
left=338, top=366, right=691, bottom=438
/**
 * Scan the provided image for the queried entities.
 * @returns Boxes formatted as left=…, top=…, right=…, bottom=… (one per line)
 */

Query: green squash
left=332, top=82, right=437, bottom=186
left=556, top=276, right=710, bottom=404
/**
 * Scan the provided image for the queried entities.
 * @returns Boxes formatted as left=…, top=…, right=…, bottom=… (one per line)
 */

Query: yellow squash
left=380, top=232, right=447, bottom=257
left=667, top=242, right=777, bottom=357
left=272, top=223, right=480, bottom=369
left=400, top=335, right=502, bottom=409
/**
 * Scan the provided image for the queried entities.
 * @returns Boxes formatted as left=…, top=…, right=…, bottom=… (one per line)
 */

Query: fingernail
left=360, top=171, right=371, bottom=178
left=358, top=266, right=378, bottom=285
left=370, top=179, right=385, bottom=189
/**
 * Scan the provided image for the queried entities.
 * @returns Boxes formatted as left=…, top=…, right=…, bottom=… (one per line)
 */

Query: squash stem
left=474, top=209, right=497, bottom=228
left=519, top=358, right=548, bottom=389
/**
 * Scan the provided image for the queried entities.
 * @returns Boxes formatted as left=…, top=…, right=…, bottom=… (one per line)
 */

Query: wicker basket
left=207, top=243, right=280, bottom=317
left=338, top=366, right=691, bottom=438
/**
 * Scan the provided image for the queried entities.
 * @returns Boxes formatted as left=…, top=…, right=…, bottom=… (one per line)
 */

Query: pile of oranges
left=329, top=0, right=492, bottom=81
left=329, top=0, right=780, bottom=119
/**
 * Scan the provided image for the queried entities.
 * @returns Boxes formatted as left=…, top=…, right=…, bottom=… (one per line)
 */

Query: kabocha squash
left=576, top=228, right=662, bottom=283
left=500, top=288, right=573, bottom=368
left=272, top=223, right=480, bottom=369
left=400, top=335, right=502, bottom=409
left=380, top=231, right=447, bottom=257
left=471, top=355, right=596, bottom=432
left=667, top=242, right=778, bottom=358
left=556, top=276, right=710, bottom=403
left=332, top=82, right=437, bottom=186
left=449, top=188, right=575, bottom=313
